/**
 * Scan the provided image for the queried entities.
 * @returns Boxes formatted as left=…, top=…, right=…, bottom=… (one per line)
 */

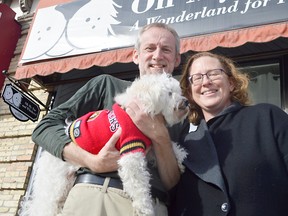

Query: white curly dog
left=19, top=73, right=189, bottom=216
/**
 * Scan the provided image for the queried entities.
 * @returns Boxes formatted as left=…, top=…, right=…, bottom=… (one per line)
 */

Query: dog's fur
left=19, top=73, right=189, bottom=216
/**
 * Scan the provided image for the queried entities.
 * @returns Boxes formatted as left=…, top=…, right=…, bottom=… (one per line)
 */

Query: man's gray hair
left=135, top=23, right=180, bottom=54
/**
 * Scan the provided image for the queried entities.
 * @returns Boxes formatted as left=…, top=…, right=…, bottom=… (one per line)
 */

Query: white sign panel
left=20, top=0, right=288, bottom=64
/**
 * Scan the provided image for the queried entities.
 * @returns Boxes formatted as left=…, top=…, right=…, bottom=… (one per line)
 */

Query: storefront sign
left=2, top=84, right=40, bottom=122
left=20, top=0, right=288, bottom=64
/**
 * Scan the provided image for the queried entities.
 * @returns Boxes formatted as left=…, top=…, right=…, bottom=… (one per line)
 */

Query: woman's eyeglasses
left=188, top=69, right=225, bottom=85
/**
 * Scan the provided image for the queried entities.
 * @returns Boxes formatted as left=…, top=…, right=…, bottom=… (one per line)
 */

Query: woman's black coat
left=169, top=103, right=288, bottom=216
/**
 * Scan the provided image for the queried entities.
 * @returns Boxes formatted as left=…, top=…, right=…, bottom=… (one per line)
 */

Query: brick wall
left=0, top=82, right=49, bottom=216
left=0, top=12, right=50, bottom=215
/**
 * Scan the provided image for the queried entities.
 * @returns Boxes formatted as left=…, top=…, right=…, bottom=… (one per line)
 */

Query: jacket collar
left=182, top=102, right=243, bottom=192
left=183, top=120, right=226, bottom=192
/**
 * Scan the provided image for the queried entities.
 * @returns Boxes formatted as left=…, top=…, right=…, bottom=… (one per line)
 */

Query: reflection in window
left=239, top=62, right=281, bottom=107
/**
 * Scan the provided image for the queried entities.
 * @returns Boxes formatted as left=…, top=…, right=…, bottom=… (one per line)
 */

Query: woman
left=169, top=52, right=288, bottom=216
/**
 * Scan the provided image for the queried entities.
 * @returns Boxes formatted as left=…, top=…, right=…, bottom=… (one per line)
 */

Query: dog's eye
left=169, top=92, right=172, bottom=96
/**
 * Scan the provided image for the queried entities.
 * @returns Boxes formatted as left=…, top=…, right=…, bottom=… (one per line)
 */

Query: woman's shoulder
left=248, top=103, right=283, bottom=111
left=243, top=103, right=287, bottom=118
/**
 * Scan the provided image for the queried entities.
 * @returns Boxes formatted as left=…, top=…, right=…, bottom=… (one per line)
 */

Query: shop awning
left=15, top=0, right=288, bottom=79
left=15, top=21, right=288, bottom=80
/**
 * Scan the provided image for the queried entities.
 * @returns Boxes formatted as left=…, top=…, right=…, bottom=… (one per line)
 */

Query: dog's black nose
left=184, top=99, right=189, bottom=107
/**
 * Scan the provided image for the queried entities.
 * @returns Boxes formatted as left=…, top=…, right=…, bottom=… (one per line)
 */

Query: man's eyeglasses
left=188, top=69, right=225, bottom=85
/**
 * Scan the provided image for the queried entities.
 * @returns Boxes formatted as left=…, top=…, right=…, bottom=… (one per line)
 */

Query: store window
left=239, top=60, right=281, bottom=107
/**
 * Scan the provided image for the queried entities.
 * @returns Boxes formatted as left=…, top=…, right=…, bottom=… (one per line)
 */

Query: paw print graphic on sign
left=2, top=85, right=13, bottom=103
left=12, top=92, right=22, bottom=107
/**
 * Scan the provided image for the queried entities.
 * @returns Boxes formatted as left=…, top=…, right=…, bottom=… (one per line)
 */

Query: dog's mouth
left=177, top=99, right=190, bottom=110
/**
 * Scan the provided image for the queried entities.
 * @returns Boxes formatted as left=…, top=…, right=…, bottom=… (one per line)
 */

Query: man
left=32, top=23, right=182, bottom=215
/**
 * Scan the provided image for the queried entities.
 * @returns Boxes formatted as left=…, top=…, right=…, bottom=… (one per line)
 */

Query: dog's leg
left=19, top=151, right=77, bottom=216
left=171, top=142, right=188, bottom=173
left=118, top=152, right=154, bottom=216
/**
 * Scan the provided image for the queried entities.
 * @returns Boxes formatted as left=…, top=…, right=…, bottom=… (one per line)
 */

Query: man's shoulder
left=77, top=74, right=132, bottom=97
left=89, top=74, right=131, bottom=87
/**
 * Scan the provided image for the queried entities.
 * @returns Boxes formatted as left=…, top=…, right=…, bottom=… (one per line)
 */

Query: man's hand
left=63, top=128, right=121, bottom=173
left=93, top=128, right=121, bottom=172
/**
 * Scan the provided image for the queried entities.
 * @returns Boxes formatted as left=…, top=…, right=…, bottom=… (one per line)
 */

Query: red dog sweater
left=69, top=104, right=151, bottom=156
